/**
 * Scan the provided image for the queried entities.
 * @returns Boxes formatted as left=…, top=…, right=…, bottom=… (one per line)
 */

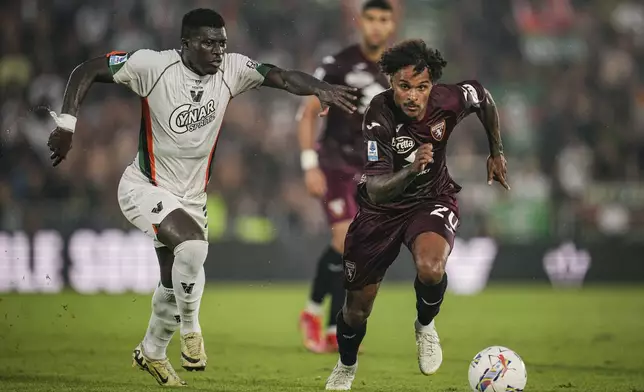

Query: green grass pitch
left=1, top=284, right=643, bottom=391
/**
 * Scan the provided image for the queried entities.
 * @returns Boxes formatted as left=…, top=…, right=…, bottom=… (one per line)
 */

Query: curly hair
left=378, top=39, right=447, bottom=82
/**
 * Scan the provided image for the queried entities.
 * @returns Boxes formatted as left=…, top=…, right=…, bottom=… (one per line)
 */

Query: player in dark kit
left=324, top=39, right=510, bottom=390
left=297, top=0, right=396, bottom=354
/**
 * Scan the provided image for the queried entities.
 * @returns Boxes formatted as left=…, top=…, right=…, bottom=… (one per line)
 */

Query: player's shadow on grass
left=0, top=373, right=223, bottom=391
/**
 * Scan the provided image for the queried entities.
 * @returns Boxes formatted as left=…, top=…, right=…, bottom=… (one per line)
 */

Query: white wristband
left=300, top=149, right=319, bottom=170
left=49, top=111, right=77, bottom=133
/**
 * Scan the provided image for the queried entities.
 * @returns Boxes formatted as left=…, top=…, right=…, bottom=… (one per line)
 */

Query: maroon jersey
left=358, top=80, right=487, bottom=212
left=314, top=45, right=390, bottom=174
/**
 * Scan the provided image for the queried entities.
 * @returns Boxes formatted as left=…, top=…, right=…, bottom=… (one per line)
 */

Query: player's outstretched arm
left=48, top=56, right=115, bottom=166
left=476, top=90, right=510, bottom=190
left=261, top=66, right=357, bottom=114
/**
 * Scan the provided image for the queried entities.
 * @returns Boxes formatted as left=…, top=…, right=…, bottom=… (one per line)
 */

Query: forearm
left=277, top=69, right=330, bottom=96
left=477, top=90, right=503, bottom=157
left=61, top=56, right=113, bottom=116
left=366, top=166, right=418, bottom=204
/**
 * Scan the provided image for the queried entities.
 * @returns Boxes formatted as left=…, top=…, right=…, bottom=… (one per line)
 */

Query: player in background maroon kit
left=324, top=39, right=510, bottom=390
left=296, top=0, right=396, bottom=354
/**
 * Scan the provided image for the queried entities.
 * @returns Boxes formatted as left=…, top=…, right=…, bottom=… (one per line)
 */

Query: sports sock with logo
left=336, top=310, right=366, bottom=366
left=415, top=274, right=448, bottom=326
left=142, top=283, right=180, bottom=360
left=172, top=240, right=208, bottom=335
left=309, top=246, right=342, bottom=305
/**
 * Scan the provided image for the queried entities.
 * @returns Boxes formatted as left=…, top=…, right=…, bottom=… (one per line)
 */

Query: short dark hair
left=378, top=39, right=447, bottom=81
left=181, top=8, right=226, bottom=39
left=362, top=0, right=393, bottom=13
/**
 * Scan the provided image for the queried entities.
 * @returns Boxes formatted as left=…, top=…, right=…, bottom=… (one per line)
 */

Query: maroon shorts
left=321, top=169, right=360, bottom=226
left=342, top=197, right=459, bottom=290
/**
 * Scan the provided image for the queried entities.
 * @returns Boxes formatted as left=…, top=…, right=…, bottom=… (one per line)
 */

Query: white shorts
left=117, top=165, right=208, bottom=248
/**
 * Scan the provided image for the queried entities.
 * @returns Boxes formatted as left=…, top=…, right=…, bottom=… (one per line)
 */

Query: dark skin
left=47, top=25, right=358, bottom=285
left=344, top=65, right=509, bottom=328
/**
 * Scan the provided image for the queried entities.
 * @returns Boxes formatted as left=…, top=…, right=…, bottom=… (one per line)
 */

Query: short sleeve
left=110, top=49, right=166, bottom=97
left=455, top=80, right=487, bottom=116
left=434, top=80, right=487, bottom=119
left=362, top=96, right=396, bottom=176
left=312, top=55, right=342, bottom=85
left=224, top=53, right=269, bottom=97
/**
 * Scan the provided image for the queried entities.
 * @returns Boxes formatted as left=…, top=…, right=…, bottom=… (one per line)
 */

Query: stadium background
left=1, top=1, right=644, bottom=391
left=1, top=0, right=644, bottom=293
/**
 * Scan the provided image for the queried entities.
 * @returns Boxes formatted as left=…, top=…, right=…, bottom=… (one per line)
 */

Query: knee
left=343, top=296, right=374, bottom=326
left=416, top=255, right=446, bottom=285
left=173, top=240, right=209, bottom=276
left=343, top=305, right=371, bottom=326
left=181, top=230, right=206, bottom=243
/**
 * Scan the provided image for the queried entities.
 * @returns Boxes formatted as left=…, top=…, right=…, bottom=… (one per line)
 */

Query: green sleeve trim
left=256, top=63, right=273, bottom=78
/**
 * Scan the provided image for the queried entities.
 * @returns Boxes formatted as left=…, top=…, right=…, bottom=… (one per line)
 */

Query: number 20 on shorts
left=430, top=205, right=459, bottom=233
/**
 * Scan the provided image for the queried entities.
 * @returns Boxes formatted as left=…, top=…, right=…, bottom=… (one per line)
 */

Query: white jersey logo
left=169, top=99, right=216, bottom=134
left=366, top=121, right=381, bottom=130
left=391, top=136, right=415, bottom=154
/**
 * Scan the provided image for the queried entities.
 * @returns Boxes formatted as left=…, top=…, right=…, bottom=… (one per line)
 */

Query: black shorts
left=342, top=197, right=459, bottom=290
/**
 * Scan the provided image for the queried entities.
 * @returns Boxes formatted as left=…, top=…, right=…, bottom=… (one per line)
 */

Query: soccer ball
left=468, top=346, right=527, bottom=391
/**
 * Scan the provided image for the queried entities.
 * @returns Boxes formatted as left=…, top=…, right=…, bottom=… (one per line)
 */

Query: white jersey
left=109, top=49, right=268, bottom=200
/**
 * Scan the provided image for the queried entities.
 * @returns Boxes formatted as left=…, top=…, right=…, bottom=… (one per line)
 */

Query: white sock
left=172, top=240, right=208, bottom=335
left=306, top=300, right=323, bottom=315
left=415, top=319, right=435, bottom=333
left=142, top=284, right=180, bottom=360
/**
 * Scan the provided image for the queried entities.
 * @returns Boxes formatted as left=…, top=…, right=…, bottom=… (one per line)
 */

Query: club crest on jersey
left=190, top=90, right=203, bottom=103
left=391, top=136, right=415, bottom=154
left=430, top=120, right=446, bottom=141
left=344, top=261, right=357, bottom=282
left=169, top=99, right=216, bottom=134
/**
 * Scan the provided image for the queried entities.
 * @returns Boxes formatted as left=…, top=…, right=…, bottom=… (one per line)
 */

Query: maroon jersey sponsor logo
left=391, top=136, right=416, bottom=154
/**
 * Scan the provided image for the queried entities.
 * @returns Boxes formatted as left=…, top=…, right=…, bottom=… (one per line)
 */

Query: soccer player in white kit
left=47, top=9, right=357, bottom=387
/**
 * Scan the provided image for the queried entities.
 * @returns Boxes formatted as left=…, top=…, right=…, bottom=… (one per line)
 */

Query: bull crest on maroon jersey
left=344, top=260, right=357, bottom=282
left=430, top=120, right=446, bottom=141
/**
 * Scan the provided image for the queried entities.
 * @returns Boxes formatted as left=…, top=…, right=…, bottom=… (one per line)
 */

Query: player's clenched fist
left=47, top=127, right=73, bottom=167
left=411, top=143, right=433, bottom=173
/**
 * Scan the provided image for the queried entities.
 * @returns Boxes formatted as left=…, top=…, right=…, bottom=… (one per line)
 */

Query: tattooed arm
left=459, top=82, right=509, bottom=189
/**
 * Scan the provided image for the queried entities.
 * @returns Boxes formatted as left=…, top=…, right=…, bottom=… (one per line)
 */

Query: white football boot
left=180, top=332, right=208, bottom=371
left=415, top=319, right=443, bottom=375
left=132, top=343, right=187, bottom=387
left=325, top=358, right=357, bottom=390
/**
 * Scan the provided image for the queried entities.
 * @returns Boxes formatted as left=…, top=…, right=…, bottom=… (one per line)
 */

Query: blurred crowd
left=1, top=0, right=643, bottom=243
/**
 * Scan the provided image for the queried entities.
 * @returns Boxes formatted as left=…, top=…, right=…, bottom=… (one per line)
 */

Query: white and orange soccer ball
left=468, top=346, right=528, bottom=392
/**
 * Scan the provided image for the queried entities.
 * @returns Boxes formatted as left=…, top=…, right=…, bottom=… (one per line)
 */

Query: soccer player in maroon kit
left=297, top=0, right=396, bottom=353
left=324, top=39, right=510, bottom=390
